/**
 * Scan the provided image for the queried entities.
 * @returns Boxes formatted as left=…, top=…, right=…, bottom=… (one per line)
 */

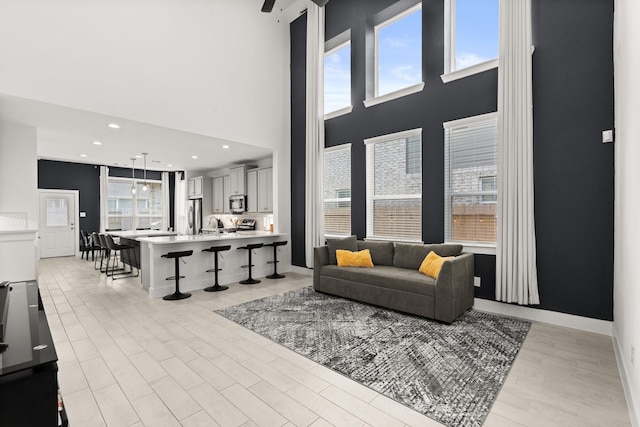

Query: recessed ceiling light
left=192, top=155, right=198, bottom=159
left=80, top=154, right=87, bottom=158
left=222, top=145, right=230, bottom=149
left=135, top=155, right=142, bottom=158
left=107, top=123, right=120, bottom=129
left=93, top=141, right=102, bottom=145
left=167, top=164, right=173, bottom=167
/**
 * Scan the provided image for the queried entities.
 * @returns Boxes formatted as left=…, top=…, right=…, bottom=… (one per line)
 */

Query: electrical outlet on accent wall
left=474, top=276, right=481, bottom=287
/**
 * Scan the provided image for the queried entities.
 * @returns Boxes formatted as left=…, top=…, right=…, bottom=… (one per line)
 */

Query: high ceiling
left=0, top=94, right=273, bottom=172
left=0, top=0, right=303, bottom=173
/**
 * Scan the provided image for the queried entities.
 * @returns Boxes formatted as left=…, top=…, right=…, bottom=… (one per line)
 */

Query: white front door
left=39, top=191, right=77, bottom=258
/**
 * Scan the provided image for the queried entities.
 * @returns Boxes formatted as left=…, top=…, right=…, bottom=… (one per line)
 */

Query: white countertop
left=137, top=231, right=286, bottom=245
left=108, top=230, right=178, bottom=238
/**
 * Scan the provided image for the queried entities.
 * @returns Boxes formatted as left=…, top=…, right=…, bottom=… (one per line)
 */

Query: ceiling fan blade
left=261, top=0, right=275, bottom=13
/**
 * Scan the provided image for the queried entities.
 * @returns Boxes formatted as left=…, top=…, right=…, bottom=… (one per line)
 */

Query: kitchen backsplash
left=205, top=213, right=274, bottom=231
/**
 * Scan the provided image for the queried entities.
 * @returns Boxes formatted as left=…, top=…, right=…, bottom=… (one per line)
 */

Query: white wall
left=0, top=0, right=286, bottom=151
left=0, top=123, right=38, bottom=230
left=613, top=0, right=640, bottom=423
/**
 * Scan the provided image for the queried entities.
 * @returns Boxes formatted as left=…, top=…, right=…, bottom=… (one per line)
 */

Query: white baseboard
left=613, top=330, right=640, bottom=427
left=290, top=265, right=313, bottom=276
left=474, top=298, right=613, bottom=336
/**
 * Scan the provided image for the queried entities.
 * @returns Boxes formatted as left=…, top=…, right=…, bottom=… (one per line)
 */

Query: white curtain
left=174, top=173, right=186, bottom=235
left=305, top=3, right=325, bottom=268
left=496, top=0, right=540, bottom=305
left=99, top=166, right=109, bottom=233
left=161, top=172, right=170, bottom=231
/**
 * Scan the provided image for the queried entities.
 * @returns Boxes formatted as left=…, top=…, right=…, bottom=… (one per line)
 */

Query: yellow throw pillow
left=419, top=251, right=454, bottom=278
left=336, top=249, right=374, bottom=268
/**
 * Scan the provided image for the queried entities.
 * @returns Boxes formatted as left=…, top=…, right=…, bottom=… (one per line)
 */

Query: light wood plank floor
left=38, top=256, right=631, bottom=427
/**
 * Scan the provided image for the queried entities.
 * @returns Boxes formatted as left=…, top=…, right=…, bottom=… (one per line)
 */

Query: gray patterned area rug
left=215, top=287, right=530, bottom=427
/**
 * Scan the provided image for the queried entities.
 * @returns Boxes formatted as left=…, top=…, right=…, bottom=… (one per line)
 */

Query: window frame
left=443, top=112, right=497, bottom=254
left=323, top=144, right=352, bottom=238
left=364, top=3, right=424, bottom=108
left=441, top=0, right=499, bottom=83
left=324, top=29, right=352, bottom=120
left=364, top=128, right=423, bottom=243
left=106, top=177, right=164, bottom=231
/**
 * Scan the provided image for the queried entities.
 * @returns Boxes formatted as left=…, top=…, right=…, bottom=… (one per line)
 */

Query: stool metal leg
left=266, top=245, right=285, bottom=279
left=240, top=249, right=260, bottom=285
left=204, top=252, right=228, bottom=292
left=163, top=257, right=192, bottom=300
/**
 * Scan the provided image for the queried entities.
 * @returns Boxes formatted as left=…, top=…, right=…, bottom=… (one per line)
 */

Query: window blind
left=324, top=145, right=351, bottom=236
left=365, top=129, right=422, bottom=241
left=444, top=113, right=498, bottom=244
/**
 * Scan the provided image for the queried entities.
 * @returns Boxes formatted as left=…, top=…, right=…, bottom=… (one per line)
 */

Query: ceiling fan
left=261, top=0, right=329, bottom=13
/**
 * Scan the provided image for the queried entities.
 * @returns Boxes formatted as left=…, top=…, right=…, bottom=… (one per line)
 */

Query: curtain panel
left=305, top=4, right=326, bottom=268
left=496, top=0, right=540, bottom=305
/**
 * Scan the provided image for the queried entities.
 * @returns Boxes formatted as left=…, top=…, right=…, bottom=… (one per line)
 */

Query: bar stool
left=96, top=234, right=111, bottom=273
left=202, top=245, right=231, bottom=292
left=237, top=243, right=264, bottom=285
left=105, top=235, right=138, bottom=280
left=161, top=250, right=193, bottom=300
left=264, top=241, right=288, bottom=279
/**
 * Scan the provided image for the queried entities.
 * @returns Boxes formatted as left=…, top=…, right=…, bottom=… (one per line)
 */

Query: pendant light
left=130, top=158, right=137, bottom=194
left=142, top=153, right=149, bottom=192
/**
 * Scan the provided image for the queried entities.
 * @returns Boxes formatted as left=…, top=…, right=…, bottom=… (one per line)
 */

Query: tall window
left=325, top=30, right=351, bottom=116
left=375, top=4, right=422, bottom=97
left=324, top=145, right=351, bottom=236
left=444, top=112, right=497, bottom=245
left=444, top=0, right=499, bottom=75
left=107, top=178, right=163, bottom=230
left=365, top=129, right=422, bottom=241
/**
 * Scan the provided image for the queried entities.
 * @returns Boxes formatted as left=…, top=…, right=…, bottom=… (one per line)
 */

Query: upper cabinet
left=229, top=166, right=246, bottom=195
left=223, top=175, right=231, bottom=213
left=257, top=168, right=273, bottom=213
left=188, top=176, right=204, bottom=199
left=246, top=170, right=258, bottom=213
left=212, top=177, right=225, bottom=214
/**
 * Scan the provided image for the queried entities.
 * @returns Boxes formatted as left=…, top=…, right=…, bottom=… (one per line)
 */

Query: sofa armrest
left=313, top=246, right=330, bottom=289
left=434, top=253, right=474, bottom=323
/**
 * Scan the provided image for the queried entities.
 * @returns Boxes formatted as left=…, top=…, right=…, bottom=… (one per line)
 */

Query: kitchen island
left=136, top=231, right=288, bottom=298
left=109, top=230, right=178, bottom=269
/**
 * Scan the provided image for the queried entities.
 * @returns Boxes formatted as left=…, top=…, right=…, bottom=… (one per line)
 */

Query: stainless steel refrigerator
left=187, top=198, right=202, bottom=235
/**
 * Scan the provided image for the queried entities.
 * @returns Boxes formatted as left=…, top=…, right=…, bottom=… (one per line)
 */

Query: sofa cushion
left=327, top=235, right=358, bottom=265
left=419, top=251, right=454, bottom=278
left=336, top=249, right=374, bottom=267
left=356, top=241, right=394, bottom=266
left=393, top=243, right=463, bottom=270
left=320, top=265, right=436, bottom=297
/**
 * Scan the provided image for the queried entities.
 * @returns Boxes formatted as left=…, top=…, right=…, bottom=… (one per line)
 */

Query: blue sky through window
left=324, top=43, right=351, bottom=113
left=377, top=6, right=422, bottom=96
left=455, top=0, right=499, bottom=69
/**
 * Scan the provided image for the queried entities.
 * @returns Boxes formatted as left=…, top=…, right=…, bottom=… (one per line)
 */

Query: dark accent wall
left=38, top=160, right=178, bottom=232
left=38, top=160, right=101, bottom=233
left=290, top=0, right=614, bottom=320
left=291, top=13, right=308, bottom=268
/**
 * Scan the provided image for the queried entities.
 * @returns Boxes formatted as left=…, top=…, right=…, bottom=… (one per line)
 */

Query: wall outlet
left=632, top=346, right=635, bottom=367
left=474, top=276, right=481, bottom=287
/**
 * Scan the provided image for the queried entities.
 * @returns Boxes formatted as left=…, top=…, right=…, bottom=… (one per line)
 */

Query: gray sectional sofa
left=313, top=237, right=474, bottom=323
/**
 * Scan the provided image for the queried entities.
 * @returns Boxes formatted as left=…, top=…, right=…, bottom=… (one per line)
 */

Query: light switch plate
left=602, top=129, right=614, bottom=143
left=80, top=212, right=86, bottom=218
left=474, top=276, right=481, bottom=287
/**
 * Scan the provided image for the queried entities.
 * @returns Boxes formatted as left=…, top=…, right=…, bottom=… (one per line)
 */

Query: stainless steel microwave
left=230, top=195, right=247, bottom=213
